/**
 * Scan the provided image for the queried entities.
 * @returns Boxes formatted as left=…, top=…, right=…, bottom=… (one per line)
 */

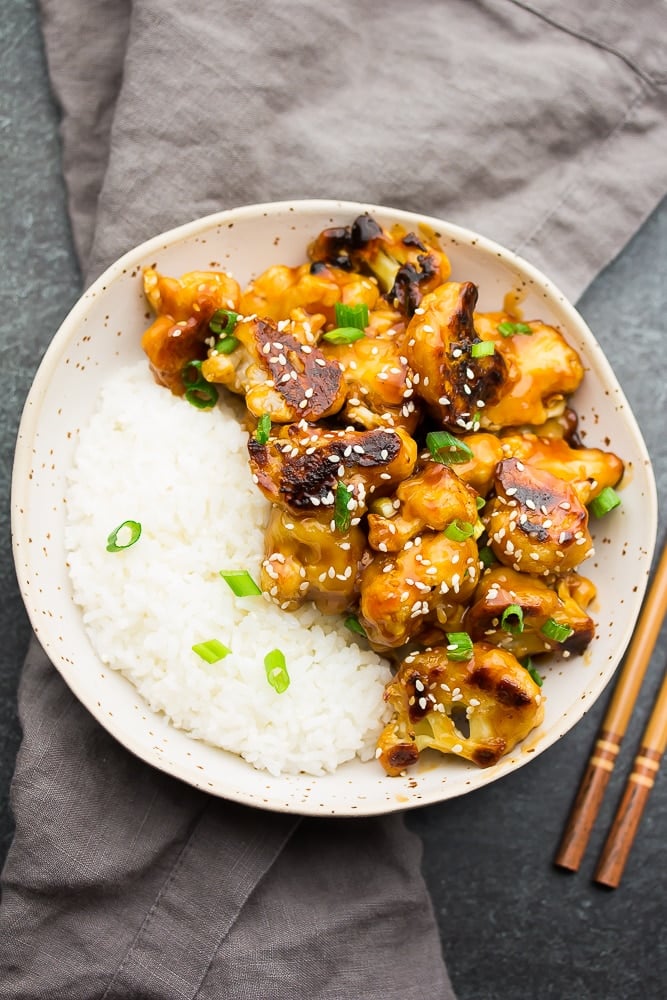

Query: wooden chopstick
left=555, top=540, right=667, bottom=872
left=594, top=667, right=667, bottom=887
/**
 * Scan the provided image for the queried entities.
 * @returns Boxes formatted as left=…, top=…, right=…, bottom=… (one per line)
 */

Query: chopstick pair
left=554, top=541, right=667, bottom=888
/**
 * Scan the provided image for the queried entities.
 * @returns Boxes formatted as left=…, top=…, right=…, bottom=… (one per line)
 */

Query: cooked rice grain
left=65, top=363, right=392, bottom=776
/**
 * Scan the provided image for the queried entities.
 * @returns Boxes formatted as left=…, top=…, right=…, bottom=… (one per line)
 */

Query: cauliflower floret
left=377, top=642, right=544, bottom=775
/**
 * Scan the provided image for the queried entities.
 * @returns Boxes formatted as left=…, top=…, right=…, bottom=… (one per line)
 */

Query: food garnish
left=589, top=485, right=622, bottom=518
left=264, top=648, right=290, bottom=693
left=541, top=618, right=575, bottom=643
left=220, top=569, right=262, bottom=596
left=106, top=520, right=142, bottom=552
left=192, top=639, right=231, bottom=663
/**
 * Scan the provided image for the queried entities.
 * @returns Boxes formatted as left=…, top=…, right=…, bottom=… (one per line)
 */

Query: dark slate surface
left=1, top=3, right=665, bottom=998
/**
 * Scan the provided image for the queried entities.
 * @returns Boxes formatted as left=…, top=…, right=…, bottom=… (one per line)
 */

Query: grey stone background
left=1, top=2, right=665, bottom=997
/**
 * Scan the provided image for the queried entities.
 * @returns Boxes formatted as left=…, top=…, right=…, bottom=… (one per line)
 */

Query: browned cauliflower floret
left=143, top=267, right=240, bottom=322
left=367, top=461, right=480, bottom=552
left=201, top=315, right=346, bottom=422
left=499, top=431, right=624, bottom=505
left=483, top=458, right=593, bottom=575
left=404, top=282, right=509, bottom=431
left=248, top=423, right=417, bottom=521
left=474, top=312, right=584, bottom=429
left=466, top=565, right=595, bottom=658
left=239, top=261, right=380, bottom=325
left=308, top=215, right=451, bottom=315
left=260, top=507, right=368, bottom=615
left=321, top=327, right=421, bottom=434
left=377, top=642, right=544, bottom=775
left=141, top=268, right=242, bottom=395
left=359, top=533, right=480, bottom=650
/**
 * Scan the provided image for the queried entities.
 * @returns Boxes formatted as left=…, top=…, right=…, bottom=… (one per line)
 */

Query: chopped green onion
left=497, top=321, right=533, bottom=337
left=476, top=496, right=486, bottom=510
left=192, top=639, right=231, bottom=664
left=106, top=519, right=142, bottom=552
left=334, top=302, right=369, bottom=329
left=182, top=358, right=219, bottom=409
left=541, top=618, right=574, bottom=642
left=215, top=335, right=240, bottom=354
left=322, top=327, right=366, bottom=345
left=446, top=631, right=474, bottom=661
left=182, top=359, right=204, bottom=384
left=470, top=411, right=482, bottom=431
left=444, top=519, right=474, bottom=542
left=589, top=486, right=622, bottom=518
left=478, top=545, right=497, bottom=568
left=220, top=569, right=262, bottom=596
left=185, top=382, right=219, bottom=409
left=472, top=519, right=485, bottom=541
left=426, top=430, right=473, bottom=465
left=471, top=341, right=495, bottom=358
left=209, top=309, right=239, bottom=336
left=264, top=648, right=290, bottom=693
left=522, top=657, right=543, bottom=687
left=255, top=413, right=271, bottom=445
left=345, top=615, right=367, bottom=638
left=334, top=481, right=353, bottom=532
left=501, top=604, right=524, bottom=635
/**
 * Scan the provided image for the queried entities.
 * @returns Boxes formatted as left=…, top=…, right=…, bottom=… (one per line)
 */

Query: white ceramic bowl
left=12, top=200, right=657, bottom=815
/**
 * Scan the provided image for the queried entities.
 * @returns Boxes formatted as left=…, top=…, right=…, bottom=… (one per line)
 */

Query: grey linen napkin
left=2, top=1, right=667, bottom=997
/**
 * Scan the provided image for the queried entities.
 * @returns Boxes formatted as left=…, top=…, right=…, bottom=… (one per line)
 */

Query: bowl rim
left=11, top=198, right=658, bottom=815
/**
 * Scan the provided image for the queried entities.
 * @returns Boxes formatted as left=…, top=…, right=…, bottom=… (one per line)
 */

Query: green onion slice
left=182, top=359, right=219, bottom=409
left=444, top=519, right=474, bottom=542
left=589, top=486, right=622, bottom=518
left=106, top=519, right=142, bottom=552
left=497, top=321, right=533, bottom=337
left=478, top=545, right=497, bottom=568
left=185, top=382, right=219, bottom=409
left=220, top=569, right=262, bottom=596
left=192, top=639, right=231, bottom=664
left=334, top=302, right=369, bottom=330
left=541, top=618, right=574, bottom=642
left=501, top=604, right=525, bottom=635
left=345, top=615, right=367, bottom=638
left=255, top=413, right=271, bottom=445
left=475, top=496, right=486, bottom=510
left=446, top=631, right=474, bottom=662
left=322, top=327, right=366, bottom=345
left=522, top=657, right=544, bottom=687
left=471, top=340, right=495, bottom=358
left=182, top=359, right=204, bottom=384
left=215, top=335, right=240, bottom=355
left=209, top=309, right=239, bottom=336
left=334, top=481, right=353, bottom=532
left=264, top=648, right=290, bottom=693
left=426, top=431, right=474, bottom=465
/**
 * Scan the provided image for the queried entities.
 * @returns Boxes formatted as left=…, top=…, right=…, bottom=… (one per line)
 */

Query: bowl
left=11, top=199, right=657, bottom=815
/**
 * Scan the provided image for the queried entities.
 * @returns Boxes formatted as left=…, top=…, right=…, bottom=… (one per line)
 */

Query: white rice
left=65, top=362, right=392, bottom=776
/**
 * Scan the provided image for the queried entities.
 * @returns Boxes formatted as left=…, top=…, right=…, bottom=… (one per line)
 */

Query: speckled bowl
left=11, top=200, right=657, bottom=815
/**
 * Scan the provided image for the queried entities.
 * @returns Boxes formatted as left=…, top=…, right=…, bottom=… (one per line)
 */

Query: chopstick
left=554, top=540, right=667, bottom=873
left=593, top=667, right=667, bottom=887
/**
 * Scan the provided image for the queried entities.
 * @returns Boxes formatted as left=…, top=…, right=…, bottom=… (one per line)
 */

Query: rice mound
left=65, top=362, right=392, bottom=776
